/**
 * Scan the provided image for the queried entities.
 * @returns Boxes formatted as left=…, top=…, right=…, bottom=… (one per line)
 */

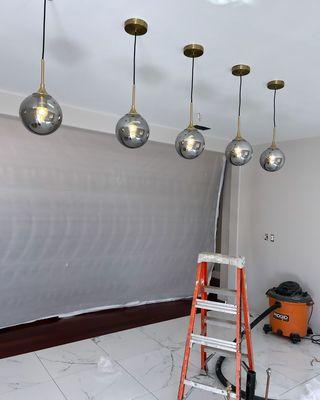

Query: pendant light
left=20, top=0, right=62, bottom=135
left=175, top=44, right=205, bottom=159
left=116, top=18, right=149, bottom=148
left=225, top=65, right=253, bottom=166
left=260, top=80, right=286, bottom=172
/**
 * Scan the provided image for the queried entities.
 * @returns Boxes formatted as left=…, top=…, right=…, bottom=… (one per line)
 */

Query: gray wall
left=236, top=137, right=320, bottom=332
left=0, top=116, right=224, bottom=328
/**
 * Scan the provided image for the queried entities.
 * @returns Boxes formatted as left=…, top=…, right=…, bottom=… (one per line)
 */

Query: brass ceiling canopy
left=124, top=18, right=148, bottom=36
left=267, top=80, right=285, bottom=90
left=232, top=64, right=251, bottom=76
left=183, top=44, right=204, bottom=58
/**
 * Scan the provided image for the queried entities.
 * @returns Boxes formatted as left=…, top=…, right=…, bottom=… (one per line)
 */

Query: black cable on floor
left=303, top=335, right=320, bottom=345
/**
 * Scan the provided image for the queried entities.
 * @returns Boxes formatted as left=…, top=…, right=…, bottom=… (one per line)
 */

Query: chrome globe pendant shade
left=19, top=0, right=62, bottom=135
left=175, top=44, right=205, bottom=159
left=116, top=18, right=149, bottom=149
left=225, top=65, right=253, bottom=166
left=260, top=80, right=286, bottom=172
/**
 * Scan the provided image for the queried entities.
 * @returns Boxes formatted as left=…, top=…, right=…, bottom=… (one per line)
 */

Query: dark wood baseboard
left=0, top=298, right=192, bottom=359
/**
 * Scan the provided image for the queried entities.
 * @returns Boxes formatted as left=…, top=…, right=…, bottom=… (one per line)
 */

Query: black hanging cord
left=190, top=57, right=195, bottom=103
left=273, top=89, right=277, bottom=129
left=41, top=0, right=47, bottom=60
left=133, top=34, right=137, bottom=85
left=238, top=75, right=242, bottom=118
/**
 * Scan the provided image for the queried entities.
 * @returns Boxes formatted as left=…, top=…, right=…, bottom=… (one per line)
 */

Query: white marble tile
left=184, top=387, right=221, bottom=400
left=253, top=341, right=320, bottom=384
left=237, top=328, right=320, bottom=388
left=151, top=384, right=179, bottom=400
left=251, top=327, right=320, bottom=368
left=0, top=381, right=65, bottom=400
left=118, top=347, right=198, bottom=394
left=140, top=317, right=192, bottom=349
left=186, top=373, right=226, bottom=398
left=141, top=314, right=230, bottom=352
left=152, top=375, right=222, bottom=400
left=0, top=315, right=318, bottom=400
left=251, top=328, right=297, bottom=354
left=36, top=339, right=107, bottom=379
left=255, top=366, right=298, bottom=399
left=93, top=327, right=162, bottom=361
left=294, top=337, right=320, bottom=362
left=55, top=363, right=148, bottom=400
left=206, top=320, right=237, bottom=342
left=133, top=394, right=157, bottom=400
left=0, top=353, right=50, bottom=395
left=279, top=374, right=320, bottom=400
left=172, top=313, right=237, bottom=371
left=173, top=344, right=201, bottom=369
left=219, top=356, right=298, bottom=398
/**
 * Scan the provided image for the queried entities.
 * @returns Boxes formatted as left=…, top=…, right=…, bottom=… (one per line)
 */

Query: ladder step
left=184, top=379, right=236, bottom=398
left=196, top=299, right=237, bottom=315
left=190, top=334, right=236, bottom=353
left=204, top=286, right=236, bottom=297
left=198, top=252, right=245, bottom=268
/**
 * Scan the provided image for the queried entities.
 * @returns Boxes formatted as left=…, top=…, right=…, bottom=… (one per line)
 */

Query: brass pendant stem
left=236, top=116, right=242, bottom=140
left=188, top=101, right=194, bottom=129
left=271, top=127, right=277, bottom=148
left=129, top=84, right=137, bottom=114
left=38, top=59, right=47, bottom=95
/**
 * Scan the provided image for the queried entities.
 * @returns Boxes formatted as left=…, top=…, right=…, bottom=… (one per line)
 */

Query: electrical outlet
left=270, top=234, right=275, bottom=243
left=264, top=233, right=269, bottom=241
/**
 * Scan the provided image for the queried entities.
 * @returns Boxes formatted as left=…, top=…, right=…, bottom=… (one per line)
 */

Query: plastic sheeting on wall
left=0, top=116, right=225, bottom=328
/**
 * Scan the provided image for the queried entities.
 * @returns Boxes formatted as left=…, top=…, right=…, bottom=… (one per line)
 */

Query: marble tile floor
left=0, top=315, right=319, bottom=399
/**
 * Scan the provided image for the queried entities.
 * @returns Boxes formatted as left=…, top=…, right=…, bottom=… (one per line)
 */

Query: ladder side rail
left=200, top=262, right=208, bottom=372
left=235, top=267, right=242, bottom=400
left=178, top=262, right=206, bottom=400
left=241, top=268, right=255, bottom=371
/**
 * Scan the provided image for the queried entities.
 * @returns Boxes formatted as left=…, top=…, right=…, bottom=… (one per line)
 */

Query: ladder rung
left=204, top=286, right=236, bottom=297
left=206, top=315, right=237, bottom=329
left=184, top=379, right=236, bottom=398
left=190, top=334, right=236, bottom=353
left=196, top=299, right=237, bottom=315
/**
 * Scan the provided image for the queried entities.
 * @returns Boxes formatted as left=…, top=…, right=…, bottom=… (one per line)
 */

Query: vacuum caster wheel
left=290, top=333, right=301, bottom=344
left=307, top=327, right=313, bottom=335
left=263, top=324, right=272, bottom=334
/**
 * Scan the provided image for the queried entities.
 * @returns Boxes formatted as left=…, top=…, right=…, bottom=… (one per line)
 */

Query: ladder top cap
left=198, top=252, right=245, bottom=268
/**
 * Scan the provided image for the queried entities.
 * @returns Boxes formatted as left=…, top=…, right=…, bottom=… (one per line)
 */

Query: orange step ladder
left=178, top=252, right=255, bottom=400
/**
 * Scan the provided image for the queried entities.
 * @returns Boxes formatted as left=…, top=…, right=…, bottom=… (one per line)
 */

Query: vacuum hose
left=215, top=302, right=281, bottom=400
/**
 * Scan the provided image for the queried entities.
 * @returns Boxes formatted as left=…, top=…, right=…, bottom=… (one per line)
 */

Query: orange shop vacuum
left=263, top=281, right=313, bottom=343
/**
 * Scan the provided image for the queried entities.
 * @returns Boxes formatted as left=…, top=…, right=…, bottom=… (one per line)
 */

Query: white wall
left=235, top=137, right=320, bottom=332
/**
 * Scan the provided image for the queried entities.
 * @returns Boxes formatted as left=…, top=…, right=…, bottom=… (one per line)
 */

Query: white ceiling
left=0, top=0, right=319, bottom=145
